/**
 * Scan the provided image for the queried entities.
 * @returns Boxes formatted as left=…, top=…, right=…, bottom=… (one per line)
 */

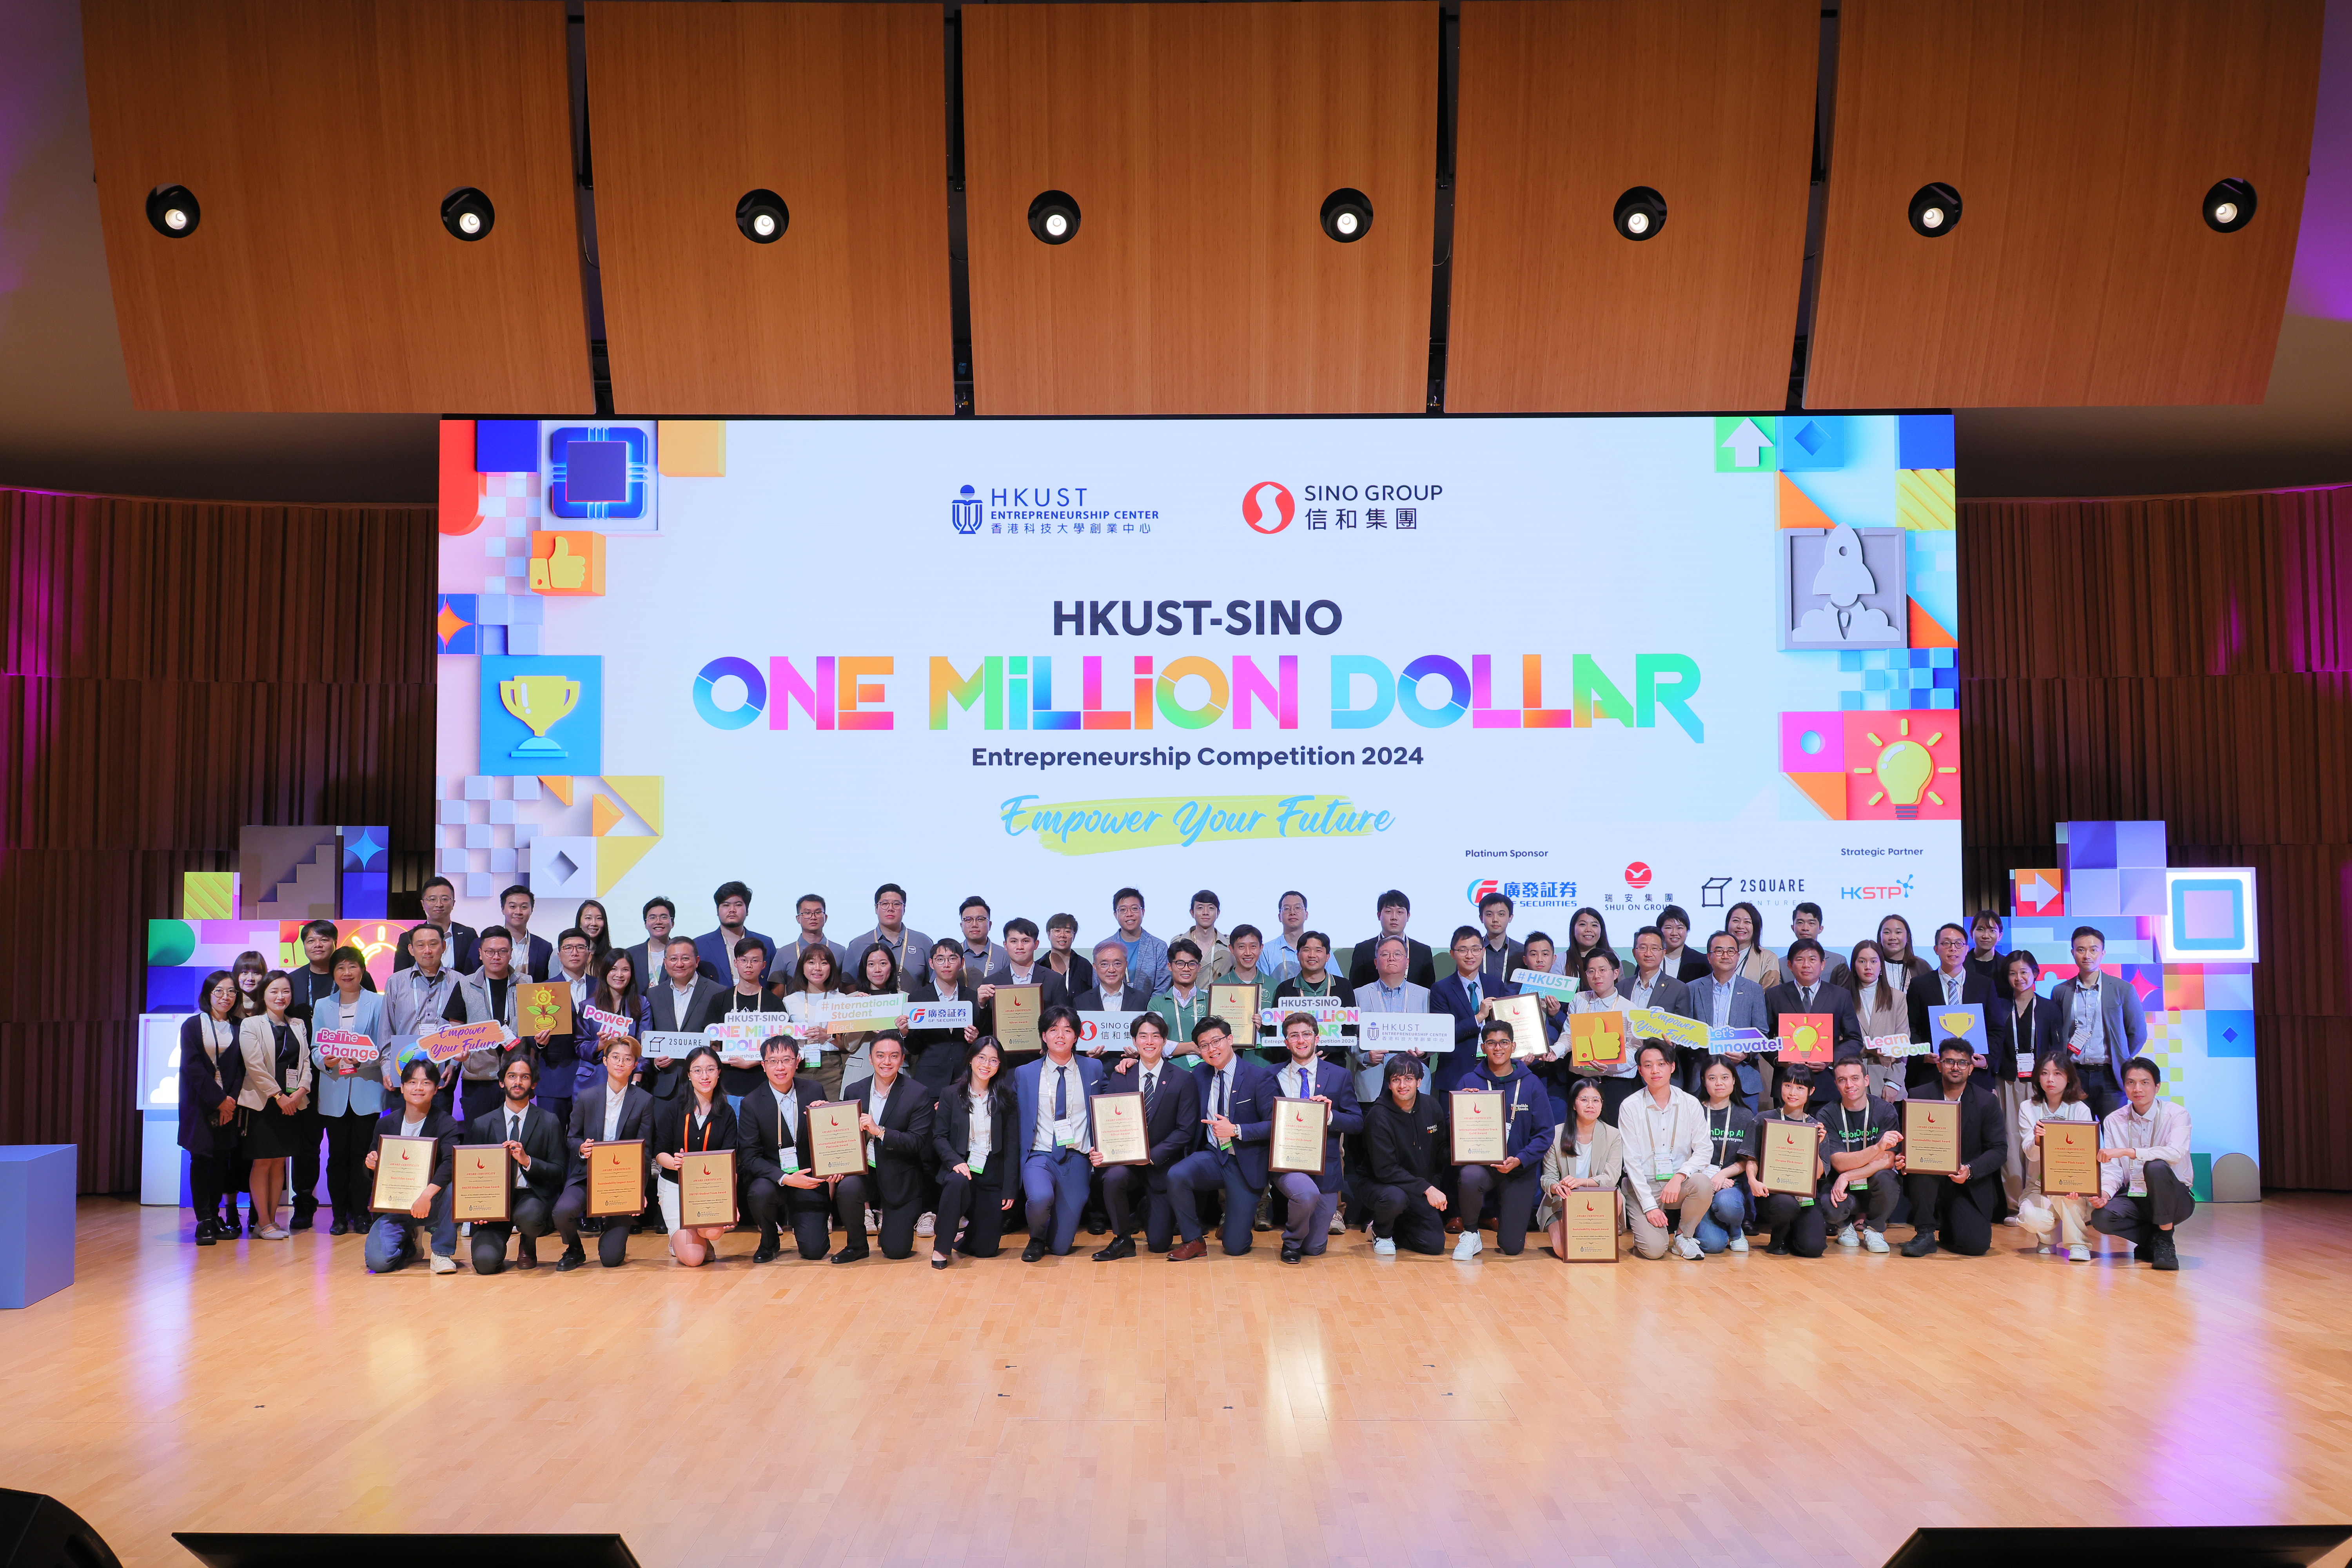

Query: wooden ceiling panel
left=82, top=0, right=591, bottom=414
left=584, top=3, right=952, bottom=416
left=1808, top=0, right=2325, bottom=408
left=962, top=2, right=1437, bottom=416
left=1448, top=0, right=1819, bottom=413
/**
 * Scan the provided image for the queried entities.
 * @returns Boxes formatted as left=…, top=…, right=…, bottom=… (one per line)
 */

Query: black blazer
left=1123, top=1059, right=1200, bottom=1168
left=713, top=988, right=788, bottom=1096
left=1762, top=981, right=1864, bottom=1059
left=1987, top=993, right=2063, bottom=1084
left=981, top=965, right=1071, bottom=1014
left=642, top=977, right=732, bottom=1099
left=1072, top=982, right=1152, bottom=1014
left=1364, top=1091, right=1447, bottom=1188
left=1348, top=936, right=1435, bottom=990
left=1670, top=950, right=1710, bottom=984
left=373, top=1104, right=461, bottom=1190
left=463, top=1101, right=567, bottom=1207
left=177, top=1013, right=242, bottom=1154
left=395, top=922, right=480, bottom=975
left=736, top=1078, right=822, bottom=1186
left=931, top=1080, right=1020, bottom=1176
left=905, top=978, right=981, bottom=1089
left=1909, top=1085, right=2007, bottom=1191
left=652, top=1095, right=740, bottom=1184
left=843, top=1074, right=934, bottom=1209
left=1906, top=968, right=2000, bottom=1089
left=564, top=1081, right=659, bottom=1181
left=284, top=963, right=376, bottom=1024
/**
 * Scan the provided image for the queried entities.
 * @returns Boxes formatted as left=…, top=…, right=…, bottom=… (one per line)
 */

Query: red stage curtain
left=1961, top=483, right=2352, bottom=1189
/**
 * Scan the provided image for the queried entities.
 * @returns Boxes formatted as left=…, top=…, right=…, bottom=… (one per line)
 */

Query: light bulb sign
left=435, top=413, right=1962, bottom=940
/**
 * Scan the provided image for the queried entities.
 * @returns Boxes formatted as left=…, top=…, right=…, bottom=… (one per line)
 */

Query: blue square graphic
left=547, top=426, right=650, bottom=521
left=475, top=419, right=537, bottom=473
left=2115, top=819, right=2168, bottom=869
left=2168, top=877, right=2248, bottom=952
left=1898, top=413, right=1955, bottom=470
left=436, top=594, right=479, bottom=655
left=2204, top=1009, right=2256, bottom=1058
left=1778, top=415, right=1845, bottom=470
left=479, top=655, right=603, bottom=779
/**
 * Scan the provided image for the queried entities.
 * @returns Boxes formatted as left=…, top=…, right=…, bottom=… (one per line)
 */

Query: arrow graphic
left=1722, top=417, right=1773, bottom=468
left=2021, top=872, right=2058, bottom=907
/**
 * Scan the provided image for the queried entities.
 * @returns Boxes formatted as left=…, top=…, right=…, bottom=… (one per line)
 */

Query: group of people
left=172, top=878, right=2194, bottom=1275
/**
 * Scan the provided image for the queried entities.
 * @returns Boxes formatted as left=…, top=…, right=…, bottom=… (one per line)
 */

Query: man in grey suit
left=2047, top=925, right=2147, bottom=1119
left=842, top=882, right=931, bottom=988
left=1686, top=929, right=1770, bottom=1109
left=644, top=938, right=730, bottom=1101
left=1623, top=926, right=1694, bottom=1019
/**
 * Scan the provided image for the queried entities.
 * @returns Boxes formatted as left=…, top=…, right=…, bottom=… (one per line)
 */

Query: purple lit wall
left=2286, top=0, right=2352, bottom=323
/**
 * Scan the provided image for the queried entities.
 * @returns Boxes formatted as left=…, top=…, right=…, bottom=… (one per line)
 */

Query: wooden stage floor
left=6, top=1196, right=2352, bottom=1568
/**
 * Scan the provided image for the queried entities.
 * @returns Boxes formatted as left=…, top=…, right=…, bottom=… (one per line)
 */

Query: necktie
left=1466, top=979, right=1481, bottom=1014
left=1946, top=974, right=1960, bottom=1004
left=508, top=1114, right=520, bottom=1143
left=1802, top=986, right=1814, bottom=1008
left=1053, top=1065, right=1067, bottom=1120
left=1216, top=1071, right=1228, bottom=1118
left=1297, top=1065, right=1312, bottom=1100
left=1142, top=1070, right=1157, bottom=1112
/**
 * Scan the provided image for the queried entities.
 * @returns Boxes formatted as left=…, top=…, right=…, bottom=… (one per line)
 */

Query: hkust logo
left=952, top=481, right=1160, bottom=536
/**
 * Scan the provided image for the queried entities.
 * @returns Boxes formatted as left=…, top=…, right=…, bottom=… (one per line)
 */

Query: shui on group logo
left=1242, top=481, right=1295, bottom=534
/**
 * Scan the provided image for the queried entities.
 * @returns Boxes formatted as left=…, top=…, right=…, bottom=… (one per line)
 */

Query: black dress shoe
left=328, top=1218, right=350, bottom=1236
left=289, top=1210, right=316, bottom=1232
left=1766, top=1241, right=1789, bottom=1256
left=1022, top=1238, right=1050, bottom=1263
left=1085, top=1218, right=1109, bottom=1236
left=829, top=1247, right=868, bottom=1265
left=753, top=1240, right=782, bottom=1264
left=1279, top=1241, right=1303, bottom=1265
left=1093, top=1236, right=1136, bottom=1262
left=1899, top=1232, right=1939, bottom=1257
left=194, top=1220, right=218, bottom=1246
left=2149, top=1232, right=2180, bottom=1271
left=931, top=1255, right=951, bottom=1270
left=555, top=1247, right=588, bottom=1273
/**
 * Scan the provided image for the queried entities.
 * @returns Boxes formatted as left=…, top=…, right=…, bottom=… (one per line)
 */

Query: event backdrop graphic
left=433, top=414, right=1962, bottom=949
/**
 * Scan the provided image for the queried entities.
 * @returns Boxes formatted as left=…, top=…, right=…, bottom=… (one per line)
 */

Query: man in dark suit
left=1898, top=1037, right=2008, bottom=1257
left=1430, top=926, right=1501, bottom=1059
left=1347, top=889, right=1436, bottom=989
left=1165, top=1018, right=1278, bottom=1259
left=394, top=875, right=479, bottom=974
left=982, top=917, right=1071, bottom=1010
left=1905, top=922, right=2000, bottom=1093
left=693, top=880, right=776, bottom=983
left=361, top=1057, right=461, bottom=1274
left=494, top=884, right=554, bottom=982
left=553, top=1036, right=657, bottom=1270
left=1764, top=938, right=1863, bottom=1105
left=829, top=1032, right=933, bottom=1263
left=1091, top=1013, right=1198, bottom=1258
left=737, top=1034, right=833, bottom=1262
left=1263, top=1012, right=1365, bottom=1264
left=1072, top=938, right=1151, bottom=1014
left=1013, top=1006, right=1106, bottom=1260
left=644, top=937, right=729, bottom=1101
left=906, top=940, right=983, bottom=1090
left=464, top=1056, right=566, bottom=1272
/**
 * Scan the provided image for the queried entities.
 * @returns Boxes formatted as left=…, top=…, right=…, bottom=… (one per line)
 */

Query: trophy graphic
left=499, top=674, right=580, bottom=759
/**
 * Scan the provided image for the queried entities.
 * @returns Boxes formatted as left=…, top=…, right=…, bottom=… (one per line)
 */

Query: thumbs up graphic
left=528, top=530, right=606, bottom=595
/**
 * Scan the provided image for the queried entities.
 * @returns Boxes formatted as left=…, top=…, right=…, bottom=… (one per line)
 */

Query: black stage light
left=2203, top=177, right=2258, bottom=233
left=1319, top=187, right=1374, bottom=242
left=440, top=186, right=495, bottom=241
left=1612, top=185, right=1667, bottom=241
left=145, top=183, right=200, bottom=238
left=1027, top=189, right=1080, bottom=245
left=736, top=188, right=789, bottom=243
left=1907, top=182, right=1961, bottom=236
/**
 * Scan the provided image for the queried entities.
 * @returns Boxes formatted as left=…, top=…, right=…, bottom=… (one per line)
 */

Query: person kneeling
left=463, top=1055, right=564, bottom=1273
left=654, top=1045, right=739, bottom=1267
left=1898, top=1038, right=2008, bottom=1258
left=738, top=1034, right=835, bottom=1263
left=1264, top=1013, right=1363, bottom=1265
left=1091, top=1014, right=1198, bottom=1260
left=1618, top=1041, right=1715, bottom=1261
left=829, top=1032, right=933, bottom=1263
left=1450, top=1022, right=1554, bottom=1260
left=1016, top=1006, right=1105, bottom=1262
left=1364, top=1056, right=1451, bottom=1256
left=555, top=1034, right=656, bottom=1271
left=2088, top=1055, right=2194, bottom=1272
left=1751, top=1069, right=1828, bottom=1256
left=1820, top=1058, right=1901, bottom=1254
left=363, top=1057, right=459, bottom=1274
left=1539, top=1076, right=1625, bottom=1261
left=2016, top=1052, right=2097, bottom=1261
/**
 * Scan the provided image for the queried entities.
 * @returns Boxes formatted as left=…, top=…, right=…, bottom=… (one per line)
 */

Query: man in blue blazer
left=694, top=880, right=776, bottom=983
left=1431, top=926, right=1506, bottom=1059
left=1264, top=1012, right=1365, bottom=1263
left=1013, top=1005, right=1106, bottom=1261
left=1165, top=1017, right=1279, bottom=1259
left=1688, top=930, right=1771, bottom=1106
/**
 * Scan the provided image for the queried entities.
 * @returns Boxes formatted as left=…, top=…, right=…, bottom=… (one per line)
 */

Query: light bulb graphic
left=1852, top=716, right=1956, bottom=818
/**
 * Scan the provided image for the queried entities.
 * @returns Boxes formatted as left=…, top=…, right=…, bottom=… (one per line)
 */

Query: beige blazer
left=236, top=1014, right=312, bottom=1110
left=1536, top=1118, right=1626, bottom=1228
left=1737, top=947, right=1783, bottom=992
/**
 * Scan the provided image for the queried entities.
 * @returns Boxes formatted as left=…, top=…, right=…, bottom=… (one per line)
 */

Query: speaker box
left=1885, top=1527, right=2351, bottom=1567
left=0, top=1491, right=122, bottom=1568
left=175, top=1537, right=639, bottom=1568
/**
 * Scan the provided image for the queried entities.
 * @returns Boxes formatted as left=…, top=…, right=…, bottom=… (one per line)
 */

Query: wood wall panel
left=1448, top=0, right=1818, bottom=413
left=0, top=488, right=437, bottom=1191
left=1958, top=484, right=2352, bottom=1189
left=962, top=3, right=1437, bottom=416
left=584, top=3, right=952, bottom=416
left=1808, top=0, right=2324, bottom=409
left=82, top=0, right=591, bottom=414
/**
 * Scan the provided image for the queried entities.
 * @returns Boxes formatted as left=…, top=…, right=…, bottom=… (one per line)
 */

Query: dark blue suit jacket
left=695, top=926, right=777, bottom=984
left=1264, top=1057, right=1364, bottom=1193
left=1190, top=1056, right=1279, bottom=1190
left=1014, top=1053, right=1107, bottom=1166
left=1432, top=970, right=1515, bottom=1051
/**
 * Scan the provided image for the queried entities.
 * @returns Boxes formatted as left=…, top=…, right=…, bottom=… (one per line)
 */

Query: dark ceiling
left=2, top=0, right=2346, bottom=505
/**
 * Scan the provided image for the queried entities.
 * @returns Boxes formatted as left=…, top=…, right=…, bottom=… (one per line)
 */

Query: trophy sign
left=499, top=674, right=581, bottom=760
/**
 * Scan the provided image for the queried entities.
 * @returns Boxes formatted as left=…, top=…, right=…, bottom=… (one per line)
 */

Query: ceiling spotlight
left=736, top=188, right=789, bottom=243
left=1612, top=186, right=1667, bottom=241
left=440, top=186, right=495, bottom=241
left=1908, top=182, right=1962, bottom=237
left=2203, top=178, right=2257, bottom=233
left=145, top=184, right=200, bottom=238
left=1320, top=187, right=1374, bottom=243
left=1028, top=189, right=1080, bottom=245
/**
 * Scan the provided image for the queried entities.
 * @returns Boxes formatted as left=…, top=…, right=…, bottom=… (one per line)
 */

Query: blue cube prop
left=0, top=1145, right=76, bottom=1308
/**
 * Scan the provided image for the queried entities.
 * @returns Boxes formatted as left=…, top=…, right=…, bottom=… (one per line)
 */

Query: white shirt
left=668, top=981, right=699, bottom=1023
left=603, top=1082, right=628, bottom=1142
left=966, top=1088, right=995, bottom=1168
left=2070, top=976, right=2107, bottom=1062
left=1033, top=1057, right=1085, bottom=1152
left=1617, top=1084, right=1710, bottom=1209
left=1285, top=1059, right=1319, bottom=1102
left=399, top=1114, right=426, bottom=1138
left=2101, top=1098, right=2192, bottom=1199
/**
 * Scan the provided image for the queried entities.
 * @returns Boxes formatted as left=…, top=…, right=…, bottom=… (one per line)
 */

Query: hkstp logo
left=1840, top=875, right=1917, bottom=901
left=1624, top=862, right=1653, bottom=890
left=1242, top=481, right=1295, bottom=534
left=951, top=485, right=985, bottom=535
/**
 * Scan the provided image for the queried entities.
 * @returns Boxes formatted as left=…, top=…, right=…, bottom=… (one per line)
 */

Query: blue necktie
left=1466, top=980, right=1481, bottom=1014
left=1053, top=1065, right=1067, bottom=1120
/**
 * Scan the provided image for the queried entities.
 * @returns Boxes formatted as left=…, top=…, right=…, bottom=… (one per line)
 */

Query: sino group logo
left=1242, top=481, right=1295, bottom=534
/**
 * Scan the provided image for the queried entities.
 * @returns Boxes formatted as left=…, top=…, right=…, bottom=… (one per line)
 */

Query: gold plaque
left=679, top=1147, right=738, bottom=1227
left=1558, top=1188, right=1617, bottom=1261
left=2039, top=1118, right=2100, bottom=1195
left=1091, top=1092, right=1150, bottom=1165
left=1759, top=1118, right=1820, bottom=1194
left=451, top=1142, right=511, bottom=1222
left=808, top=1100, right=866, bottom=1178
left=586, top=1138, right=647, bottom=1217
left=1903, top=1099, right=1962, bottom=1176
left=1269, top=1096, right=1330, bottom=1175
left=368, top=1134, right=436, bottom=1214
left=1450, top=1089, right=1508, bottom=1165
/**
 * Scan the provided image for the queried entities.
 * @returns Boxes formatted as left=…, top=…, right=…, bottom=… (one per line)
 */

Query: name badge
left=1052, top=1114, right=1085, bottom=1149
left=780, top=1151, right=800, bottom=1174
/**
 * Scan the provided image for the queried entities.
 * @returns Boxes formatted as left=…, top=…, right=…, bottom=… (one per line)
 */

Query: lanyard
left=685, top=1105, right=718, bottom=1153
left=1708, top=1106, right=1738, bottom=1165
left=1838, top=1104, right=1872, bottom=1149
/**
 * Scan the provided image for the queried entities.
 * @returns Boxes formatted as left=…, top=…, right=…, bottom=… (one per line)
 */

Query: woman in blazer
left=930, top=1037, right=1019, bottom=1267
left=782, top=945, right=852, bottom=1101
left=179, top=970, right=244, bottom=1245
left=1844, top=940, right=1910, bottom=1103
left=653, top=1045, right=740, bottom=1267
left=1875, top=915, right=1933, bottom=988
left=1726, top=902, right=1783, bottom=991
left=237, top=971, right=312, bottom=1240
left=1536, top=1076, right=1626, bottom=1256
left=307, top=946, right=391, bottom=1235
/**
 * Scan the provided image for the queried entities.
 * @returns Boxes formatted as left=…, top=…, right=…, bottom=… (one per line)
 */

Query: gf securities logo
left=1242, top=481, right=1294, bottom=534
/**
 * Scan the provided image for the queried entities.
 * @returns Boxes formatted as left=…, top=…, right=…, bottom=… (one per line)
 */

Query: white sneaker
left=1672, top=1234, right=1703, bottom=1260
left=1728, top=1234, right=1749, bottom=1254
left=1862, top=1229, right=1890, bottom=1254
left=2001, top=1214, right=2022, bottom=1226
left=1373, top=1236, right=1397, bottom=1257
left=1837, top=1223, right=1861, bottom=1249
left=1328, top=1210, right=1347, bottom=1235
left=2067, top=1243, right=2091, bottom=1262
left=1452, top=1231, right=1483, bottom=1261
left=916, top=1212, right=936, bottom=1238
left=460, top=1222, right=472, bottom=1238
left=428, top=1254, right=458, bottom=1275
left=255, top=1226, right=291, bottom=1240
left=865, top=1206, right=881, bottom=1234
